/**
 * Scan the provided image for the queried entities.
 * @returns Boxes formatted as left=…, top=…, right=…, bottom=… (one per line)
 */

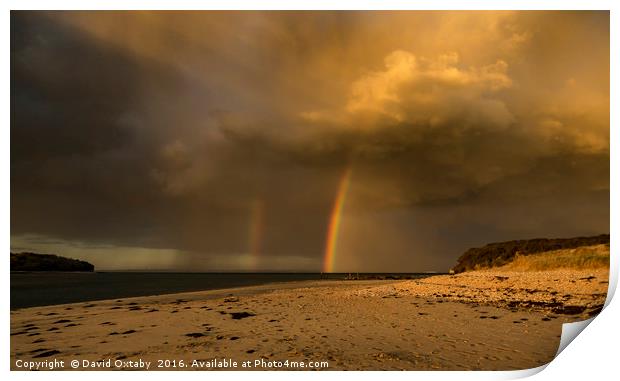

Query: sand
left=10, top=269, right=609, bottom=371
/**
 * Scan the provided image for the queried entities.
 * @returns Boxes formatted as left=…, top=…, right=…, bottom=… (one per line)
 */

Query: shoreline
left=11, top=272, right=436, bottom=310
left=11, top=268, right=608, bottom=370
left=11, top=279, right=401, bottom=312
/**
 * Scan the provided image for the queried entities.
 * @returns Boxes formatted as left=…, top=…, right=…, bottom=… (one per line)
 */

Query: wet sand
left=10, top=269, right=608, bottom=371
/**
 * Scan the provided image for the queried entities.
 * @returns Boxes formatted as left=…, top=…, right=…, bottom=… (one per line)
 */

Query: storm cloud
left=11, top=11, right=609, bottom=271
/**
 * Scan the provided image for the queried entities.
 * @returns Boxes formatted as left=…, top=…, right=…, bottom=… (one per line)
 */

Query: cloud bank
left=11, top=11, right=609, bottom=271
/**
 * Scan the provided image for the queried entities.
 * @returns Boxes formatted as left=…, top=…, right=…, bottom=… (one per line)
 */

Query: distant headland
left=10, top=252, right=94, bottom=272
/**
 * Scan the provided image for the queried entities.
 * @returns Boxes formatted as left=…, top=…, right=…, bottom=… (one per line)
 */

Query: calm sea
left=10, top=272, right=434, bottom=309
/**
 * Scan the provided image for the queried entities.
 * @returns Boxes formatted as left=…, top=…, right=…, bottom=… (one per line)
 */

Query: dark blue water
left=10, top=272, right=434, bottom=309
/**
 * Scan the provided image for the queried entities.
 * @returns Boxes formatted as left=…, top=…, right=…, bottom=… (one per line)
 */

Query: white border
left=3, top=2, right=617, bottom=381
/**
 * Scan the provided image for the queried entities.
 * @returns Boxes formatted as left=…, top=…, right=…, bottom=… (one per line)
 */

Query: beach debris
left=552, top=305, right=587, bottom=315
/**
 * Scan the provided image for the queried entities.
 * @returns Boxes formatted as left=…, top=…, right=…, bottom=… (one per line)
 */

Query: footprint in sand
left=30, top=348, right=51, bottom=354
left=230, top=312, right=255, bottom=320
left=32, top=350, right=60, bottom=358
left=53, top=319, right=72, bottom=324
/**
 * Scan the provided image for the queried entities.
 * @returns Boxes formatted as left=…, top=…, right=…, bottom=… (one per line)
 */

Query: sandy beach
left=10, top=267, right=608, bottom=371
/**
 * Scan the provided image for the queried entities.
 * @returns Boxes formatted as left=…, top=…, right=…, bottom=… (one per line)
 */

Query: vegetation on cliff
left=452, top=234, right=609, bottom=273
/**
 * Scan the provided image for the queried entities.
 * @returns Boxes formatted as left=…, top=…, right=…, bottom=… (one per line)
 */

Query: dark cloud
left=11, top=11, right=609, bottom=271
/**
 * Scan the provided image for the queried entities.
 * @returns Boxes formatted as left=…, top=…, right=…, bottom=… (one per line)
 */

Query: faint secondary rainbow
left=322, top=167, right=353, bottom=273
left=247, top=198, right=264, bottom=270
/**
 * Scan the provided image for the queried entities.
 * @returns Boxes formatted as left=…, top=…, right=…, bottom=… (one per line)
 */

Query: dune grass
left=497, top=244, right=610, bottom=271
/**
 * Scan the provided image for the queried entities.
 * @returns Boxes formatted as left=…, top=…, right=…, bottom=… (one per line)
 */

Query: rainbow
left=322, top=167, right=353, bottom=273
left=247, top=198, right=264, bottom=270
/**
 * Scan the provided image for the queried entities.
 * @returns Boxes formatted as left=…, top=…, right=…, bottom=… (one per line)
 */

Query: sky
left=10, top=11, right=609, bottom=272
